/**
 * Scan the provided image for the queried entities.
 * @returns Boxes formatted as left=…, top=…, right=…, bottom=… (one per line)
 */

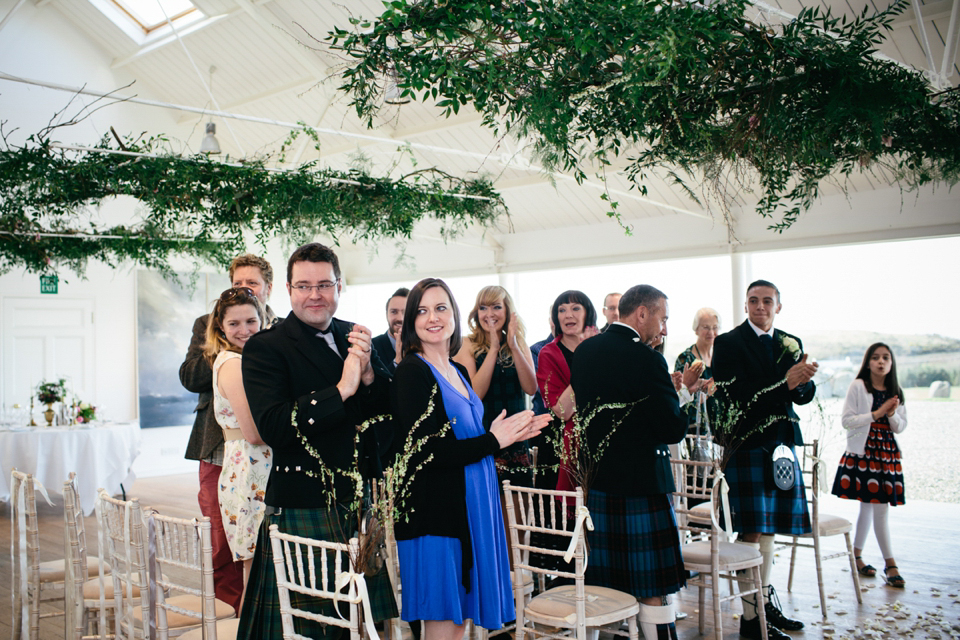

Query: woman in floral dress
left=204, top=287, right=272, bottom=608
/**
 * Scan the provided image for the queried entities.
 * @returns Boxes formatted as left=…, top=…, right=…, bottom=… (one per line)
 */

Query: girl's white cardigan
left=840, top=378, right=908, bottom=455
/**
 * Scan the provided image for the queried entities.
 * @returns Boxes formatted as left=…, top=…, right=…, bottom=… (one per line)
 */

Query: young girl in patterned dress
left=831, top=343, right=907, bottom=587
left=204, top=287, right=273, bottom=609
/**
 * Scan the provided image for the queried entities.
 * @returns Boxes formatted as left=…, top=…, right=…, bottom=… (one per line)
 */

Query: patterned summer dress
left=213, top=350, right=273, bottom=560
left=831, top=389, right=905, bottom=505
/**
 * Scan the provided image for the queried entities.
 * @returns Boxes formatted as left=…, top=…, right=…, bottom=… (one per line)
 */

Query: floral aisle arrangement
left=326, top=0, right=960, bottom=229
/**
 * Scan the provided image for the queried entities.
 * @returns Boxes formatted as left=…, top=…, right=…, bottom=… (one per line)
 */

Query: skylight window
left=111, top=0, right=198, bottom=34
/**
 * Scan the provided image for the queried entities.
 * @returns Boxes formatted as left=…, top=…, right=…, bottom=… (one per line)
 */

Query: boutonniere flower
left=779, top=335, right=801, bottom=362
left=633, top=337, right=641, bottom=343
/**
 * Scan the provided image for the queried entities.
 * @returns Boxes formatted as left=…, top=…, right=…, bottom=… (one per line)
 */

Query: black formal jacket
left=712, top=320, right=816, bottom=451
left=371, top=332, right=397, bottom=374
left=570, top=324, right=688, bottom=496
left=241, top=312, right=392, bottom=508
left=388, top=354, right=500, bottom=591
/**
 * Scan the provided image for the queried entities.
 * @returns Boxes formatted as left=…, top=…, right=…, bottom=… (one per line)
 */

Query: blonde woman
left=454, top=285, right=538, bottom=485
left=204, top=287, right=272, bottom=608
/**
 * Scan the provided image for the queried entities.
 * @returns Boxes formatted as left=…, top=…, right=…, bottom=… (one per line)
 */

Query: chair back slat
left=268, top=525, right=366, bottom=640
left=96, top=490, right=152, bottom=640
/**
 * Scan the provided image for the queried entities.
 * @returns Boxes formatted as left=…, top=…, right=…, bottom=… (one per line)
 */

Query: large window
left=109, top=0, right=198, bottom=34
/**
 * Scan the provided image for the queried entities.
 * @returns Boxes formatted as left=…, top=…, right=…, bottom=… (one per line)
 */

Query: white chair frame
left=63, top=472, right=113, bottom=640
left=672, top=458, right=769, bottom=640
left=502, top=481, right=639, bottom=640
left=779, top=439, right=862, bottom=616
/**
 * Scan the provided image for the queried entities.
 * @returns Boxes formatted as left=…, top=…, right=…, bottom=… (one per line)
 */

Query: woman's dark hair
left=550, top=290, right=597, bottom=337
left=856, top=342, right=905, bottom=404
left=400, top=278, right=462, bottom=358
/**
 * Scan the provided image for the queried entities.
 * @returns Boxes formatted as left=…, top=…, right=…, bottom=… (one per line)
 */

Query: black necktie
left=758, top=333, right=775, bottom=363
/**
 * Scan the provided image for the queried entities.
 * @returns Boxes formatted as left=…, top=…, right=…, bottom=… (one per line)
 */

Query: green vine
left=326, top=0, right=960, bottom=229
left=0, top=130, right=505, bottom=277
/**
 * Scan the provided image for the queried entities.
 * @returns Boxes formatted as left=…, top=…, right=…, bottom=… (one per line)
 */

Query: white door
left=1, top=297, right=95, bottom=410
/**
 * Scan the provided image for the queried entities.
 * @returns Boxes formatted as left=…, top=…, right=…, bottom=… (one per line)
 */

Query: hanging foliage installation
left=327, top=0, right=960, bottom=229
left=0, top=132, right=505, bottom=277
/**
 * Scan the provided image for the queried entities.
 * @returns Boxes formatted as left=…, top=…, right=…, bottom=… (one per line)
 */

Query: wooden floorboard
left=2, top=474, right=959, bottom=639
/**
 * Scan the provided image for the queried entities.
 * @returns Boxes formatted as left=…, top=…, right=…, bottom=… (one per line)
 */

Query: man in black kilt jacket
left=571, top=284, right=706, bottom=640
left=712, top=280, right=818, bottom=640
left=238, top=243, right=397, bottom=639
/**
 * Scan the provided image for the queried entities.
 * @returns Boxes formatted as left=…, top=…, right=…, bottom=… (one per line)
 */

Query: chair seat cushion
left=814, top=513, right=853, bottom=536
left=688, top=503, right=713, bottom=524
left=682, top=541, right=761, bottom=567
left=134, top=594, right=235, bottom=629
left=179, top=618, right=241, bottom=640
left=82, top=576, right=140, bottom=600
left=39, top=556, right=107, bottom=582
left=526, top=584, right=638, bottom=623
left=511, top=569, right=534, bottom=595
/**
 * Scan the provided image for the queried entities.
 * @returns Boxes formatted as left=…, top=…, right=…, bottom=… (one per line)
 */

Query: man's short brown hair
left=228, top=254, right=274, bottom=286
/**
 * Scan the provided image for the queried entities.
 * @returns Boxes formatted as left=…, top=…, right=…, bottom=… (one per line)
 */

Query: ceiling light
left=200, top=122, right=220, bottom=154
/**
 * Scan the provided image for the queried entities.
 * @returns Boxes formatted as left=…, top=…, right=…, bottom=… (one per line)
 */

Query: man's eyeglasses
left=220, top=287, right=256, bottom=301
left=291, top=280, right=340, bottom=293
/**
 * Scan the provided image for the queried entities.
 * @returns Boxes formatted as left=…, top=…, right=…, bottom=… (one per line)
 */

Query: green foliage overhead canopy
left=328, top=0, right=960, bottom=228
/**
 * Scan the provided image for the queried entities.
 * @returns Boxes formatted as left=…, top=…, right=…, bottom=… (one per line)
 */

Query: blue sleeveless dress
left=396, top=356, right=515, bottom=629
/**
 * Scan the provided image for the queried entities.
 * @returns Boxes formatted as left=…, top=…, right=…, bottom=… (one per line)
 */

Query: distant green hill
left=803, top=331, right=960, bottom=360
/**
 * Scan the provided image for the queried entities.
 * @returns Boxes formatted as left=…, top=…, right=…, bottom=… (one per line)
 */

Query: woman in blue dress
left=389, top=278, right=551, bottom=640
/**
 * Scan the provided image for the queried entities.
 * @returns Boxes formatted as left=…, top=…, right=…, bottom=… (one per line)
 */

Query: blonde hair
left=204, top=288, right=266, bottom=365
left=692, top=307, right=721, bottom=332
left=466, top=286, right=527, bottom=366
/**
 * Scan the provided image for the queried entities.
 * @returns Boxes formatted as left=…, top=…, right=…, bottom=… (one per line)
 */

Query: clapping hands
left=489, top=409, right=551, bottom=449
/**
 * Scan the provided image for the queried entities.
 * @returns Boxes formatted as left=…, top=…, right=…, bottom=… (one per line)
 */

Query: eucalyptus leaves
left=327, top=0, right=960, bottom=229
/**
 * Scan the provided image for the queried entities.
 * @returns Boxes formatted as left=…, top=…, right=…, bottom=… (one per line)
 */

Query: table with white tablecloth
left=0, top=421, right=141, bottom=515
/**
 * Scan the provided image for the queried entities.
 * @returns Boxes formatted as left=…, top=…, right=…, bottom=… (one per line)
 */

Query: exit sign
left=40, top=274, right=58, bottom=294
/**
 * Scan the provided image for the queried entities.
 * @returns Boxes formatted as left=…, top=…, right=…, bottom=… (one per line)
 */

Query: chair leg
left=628, top=613, right=638, bottom=640
left=698, top=585, right=706, bottom=636
left=753, top=566, right=768, bottom=640
left=712, top=566, right=722, bottom=640
left=844, top=531, right=863, bottom=604
left=813, top=532, right=827, bottom=617
left=787, top=535, right=798, bottom=592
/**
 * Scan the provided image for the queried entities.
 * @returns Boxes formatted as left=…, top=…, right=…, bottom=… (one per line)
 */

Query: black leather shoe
left=739, top=616, right=790, bottom=640
left=764, top=586, right=804, bottom=631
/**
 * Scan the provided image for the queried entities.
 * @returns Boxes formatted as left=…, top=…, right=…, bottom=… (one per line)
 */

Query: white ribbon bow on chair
left=563, top=506, right=594, bottom=564
left=334, top=571, right=380, bottom=640
left=710, top=468, right=734, bottom=540
left=809, top=455, right=828, bottom=495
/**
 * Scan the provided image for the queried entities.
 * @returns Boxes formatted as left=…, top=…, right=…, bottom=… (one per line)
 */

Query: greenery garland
left=326, top=0, right=960, bottom=229
left=0, top=131, right=505, bottom=277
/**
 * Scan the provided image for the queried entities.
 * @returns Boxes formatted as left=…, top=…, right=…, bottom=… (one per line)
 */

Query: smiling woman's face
left=415, top=286, right=455, bottom=351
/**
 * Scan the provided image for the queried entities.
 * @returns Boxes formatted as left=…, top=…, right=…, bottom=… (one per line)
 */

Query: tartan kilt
left=237, top=505, right=398, bottom=640
left=585, top=489, right=686, bottom=599
left=725, top=446, right=812, bottom=535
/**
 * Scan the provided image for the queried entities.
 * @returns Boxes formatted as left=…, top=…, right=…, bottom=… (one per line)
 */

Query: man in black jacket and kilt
left=713, top=280, right=818, bottom=640
left=572, top=284, right=705, bottom=640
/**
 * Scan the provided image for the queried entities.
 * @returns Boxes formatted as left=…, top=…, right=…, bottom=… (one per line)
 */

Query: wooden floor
left=3, top=473, right=959, bottom=639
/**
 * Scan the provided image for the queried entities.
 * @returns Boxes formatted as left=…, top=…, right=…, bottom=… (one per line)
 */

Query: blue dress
left=397, top=356, right=515, bottom=629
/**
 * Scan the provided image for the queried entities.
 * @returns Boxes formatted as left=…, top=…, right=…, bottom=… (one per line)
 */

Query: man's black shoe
left=739, top=616, right=790, bottom=640
left=764, top=586, right=804, bottom=631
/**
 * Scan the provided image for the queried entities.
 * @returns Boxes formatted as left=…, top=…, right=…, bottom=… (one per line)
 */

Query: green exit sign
left=40, top=274, right=58, bottom=294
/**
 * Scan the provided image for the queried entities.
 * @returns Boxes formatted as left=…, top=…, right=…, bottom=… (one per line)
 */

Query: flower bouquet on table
left=36, top=378, right=67, bottom=404
left=73, top=401, right=96, bottom=424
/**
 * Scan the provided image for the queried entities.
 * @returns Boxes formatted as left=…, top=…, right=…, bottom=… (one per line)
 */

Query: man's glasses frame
left=290, top=279, right=340, bottom=293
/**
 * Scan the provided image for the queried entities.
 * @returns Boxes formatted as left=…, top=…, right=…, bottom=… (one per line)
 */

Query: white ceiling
left=5, top=0, right=960, bottom=280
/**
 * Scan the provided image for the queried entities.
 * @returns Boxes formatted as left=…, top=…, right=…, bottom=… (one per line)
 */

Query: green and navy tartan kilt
left=237, top=505, right=398, bottom=640
left=725, top=446, right=812, bottom=535
left=585, top=489, right=686, bottom=599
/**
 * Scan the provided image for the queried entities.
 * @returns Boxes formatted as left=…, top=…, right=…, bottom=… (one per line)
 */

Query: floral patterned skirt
left=218, top=439, right=272, bottom=560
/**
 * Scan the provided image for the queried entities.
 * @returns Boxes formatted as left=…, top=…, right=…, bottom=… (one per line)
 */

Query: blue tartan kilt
left=725, top=447, right=812, bottom=535
left=585, top=489, right=686, bottom=599
left=237, top=505, right=398, bottom=640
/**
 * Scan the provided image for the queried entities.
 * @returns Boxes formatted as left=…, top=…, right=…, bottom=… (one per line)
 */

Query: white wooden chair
left=501, top=482, right=639, bottom=640
left=96, top=490, right=153, bottom=640
left=672, top=458, right=769, bottom=640
left=268, top=524, right=378, bottom=640
left=63, top=472, right=113, bottom=640
left=779, top=439, right=862, bottom=617
left=149, top=511, right=237, bottom=640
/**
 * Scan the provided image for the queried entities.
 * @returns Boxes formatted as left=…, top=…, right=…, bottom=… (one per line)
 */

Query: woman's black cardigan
left=388, top=353, right=500, bottom=591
